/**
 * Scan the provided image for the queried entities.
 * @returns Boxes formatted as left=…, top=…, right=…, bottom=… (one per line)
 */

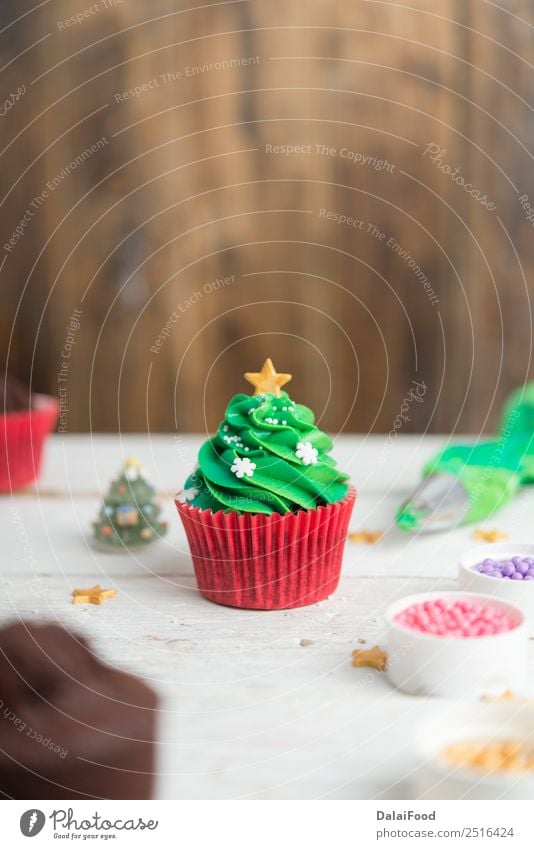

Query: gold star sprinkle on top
left=72, top=585, right=117, bottom=606
left=348, top=530, right=383, bottom=544
left=473, top=528, right=510, bottom=542
left=244, top=358, right=292, bottom=397
left=352, top=645, right=388, bottom=671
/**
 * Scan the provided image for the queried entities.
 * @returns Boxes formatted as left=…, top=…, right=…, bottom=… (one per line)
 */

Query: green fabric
left=396, top=507, right=424, bottom=531
left=182, top=391, right=350, bottom=514
left=398, top=382, right=534, bottom=528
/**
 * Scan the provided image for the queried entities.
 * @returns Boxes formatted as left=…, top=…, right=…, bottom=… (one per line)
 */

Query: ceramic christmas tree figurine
left=93, top=457, right=167, bottom=549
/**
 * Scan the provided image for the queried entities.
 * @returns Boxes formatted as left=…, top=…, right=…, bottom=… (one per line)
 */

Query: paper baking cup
left=385, top=591, right=527, bottom=698
left=0, top=394, right=58, bottom=491
left=175, top=486, right=356, bottom=609
left=459, top=543, right=534, bottom=637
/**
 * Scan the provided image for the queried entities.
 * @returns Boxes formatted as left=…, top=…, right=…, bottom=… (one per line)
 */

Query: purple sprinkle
left=472, top=557, right=534, bottom=583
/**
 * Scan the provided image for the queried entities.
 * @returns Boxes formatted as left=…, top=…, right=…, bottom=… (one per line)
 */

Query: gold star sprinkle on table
left=244, top=358, right=292, bottom=397
left=72, top=585, right=117, bottom=605
left=482, top=690, right=534, bottom=705
left=482, top=689, right=516, bottom=702
left=352, top=645, right=388, bottom=671
left=348, top=530, right=383, bottom=544
left=473, top=528, right=510, bottom=542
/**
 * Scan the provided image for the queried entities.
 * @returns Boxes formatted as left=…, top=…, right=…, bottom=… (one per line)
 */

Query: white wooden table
left=2, top=434, right=534, bottom=799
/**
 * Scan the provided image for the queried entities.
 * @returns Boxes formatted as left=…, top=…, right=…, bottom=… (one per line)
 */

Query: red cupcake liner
left=0, top=394, right=58, bottom=492
left=175, top=486, right=356, bottom=610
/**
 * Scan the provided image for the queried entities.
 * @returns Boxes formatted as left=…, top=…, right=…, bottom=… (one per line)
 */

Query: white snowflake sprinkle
left=231, top=457, right=256, bottom=479
left=223, top=425, right=228, bottom=431
left=282, top=420, right=287, bottom=425
left=295, top=441, right=318, bottom=466
left=177, top=487, right=199, bottom=503
left=224, top=434, right=241, bottom=444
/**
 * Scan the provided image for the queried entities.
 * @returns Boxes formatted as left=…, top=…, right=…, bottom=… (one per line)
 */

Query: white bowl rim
left=459, top=543, right=534, bottom=590
left=459, top=561, right=534, bottom=589
left=417, top=703, right=534, bottom=785
left=385, top=590, right=526, bottom=643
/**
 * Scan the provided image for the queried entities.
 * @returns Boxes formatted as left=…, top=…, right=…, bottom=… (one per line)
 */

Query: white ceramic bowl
left=459, top=543, right=534, bottom=637
left=385, top=591, right=527, bottom=698
left=414, top=703, right=534, bottom=799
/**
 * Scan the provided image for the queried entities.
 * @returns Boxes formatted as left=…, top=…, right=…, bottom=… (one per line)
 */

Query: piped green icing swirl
left=182, top=391, right=350, bottom=514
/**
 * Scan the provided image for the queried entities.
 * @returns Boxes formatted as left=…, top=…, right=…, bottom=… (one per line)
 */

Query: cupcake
left=0, top=374, right=58, bottom=491
left=0, top=622, right=158, bottom=799
left=175, top=359, right=355, bottom=609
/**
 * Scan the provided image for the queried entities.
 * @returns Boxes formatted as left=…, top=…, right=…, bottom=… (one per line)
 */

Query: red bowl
left=0, top=394, right=58, bottom=491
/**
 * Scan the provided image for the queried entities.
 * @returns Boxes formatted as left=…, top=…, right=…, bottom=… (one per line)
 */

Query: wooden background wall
left=1, top=0, right=533, bottom=435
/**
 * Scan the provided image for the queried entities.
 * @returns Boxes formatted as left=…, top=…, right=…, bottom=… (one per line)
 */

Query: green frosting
left=181, top=391, right=350, bottom=514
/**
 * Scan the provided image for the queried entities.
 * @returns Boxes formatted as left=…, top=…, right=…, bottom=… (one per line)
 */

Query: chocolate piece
left=0, top=374, right=32, bottom=414
left=0, top=622, right=158, bottom=799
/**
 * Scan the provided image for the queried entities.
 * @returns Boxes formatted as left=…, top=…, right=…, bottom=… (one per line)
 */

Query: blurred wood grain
left=1, top=0, right=533, bottom=435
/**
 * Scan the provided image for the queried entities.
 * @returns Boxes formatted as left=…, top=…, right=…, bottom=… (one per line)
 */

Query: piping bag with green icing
left=397, top=383, right=534, bottom=532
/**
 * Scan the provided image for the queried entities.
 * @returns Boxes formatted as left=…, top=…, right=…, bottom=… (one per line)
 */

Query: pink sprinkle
left=394, top=598, right=515, bottom=637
